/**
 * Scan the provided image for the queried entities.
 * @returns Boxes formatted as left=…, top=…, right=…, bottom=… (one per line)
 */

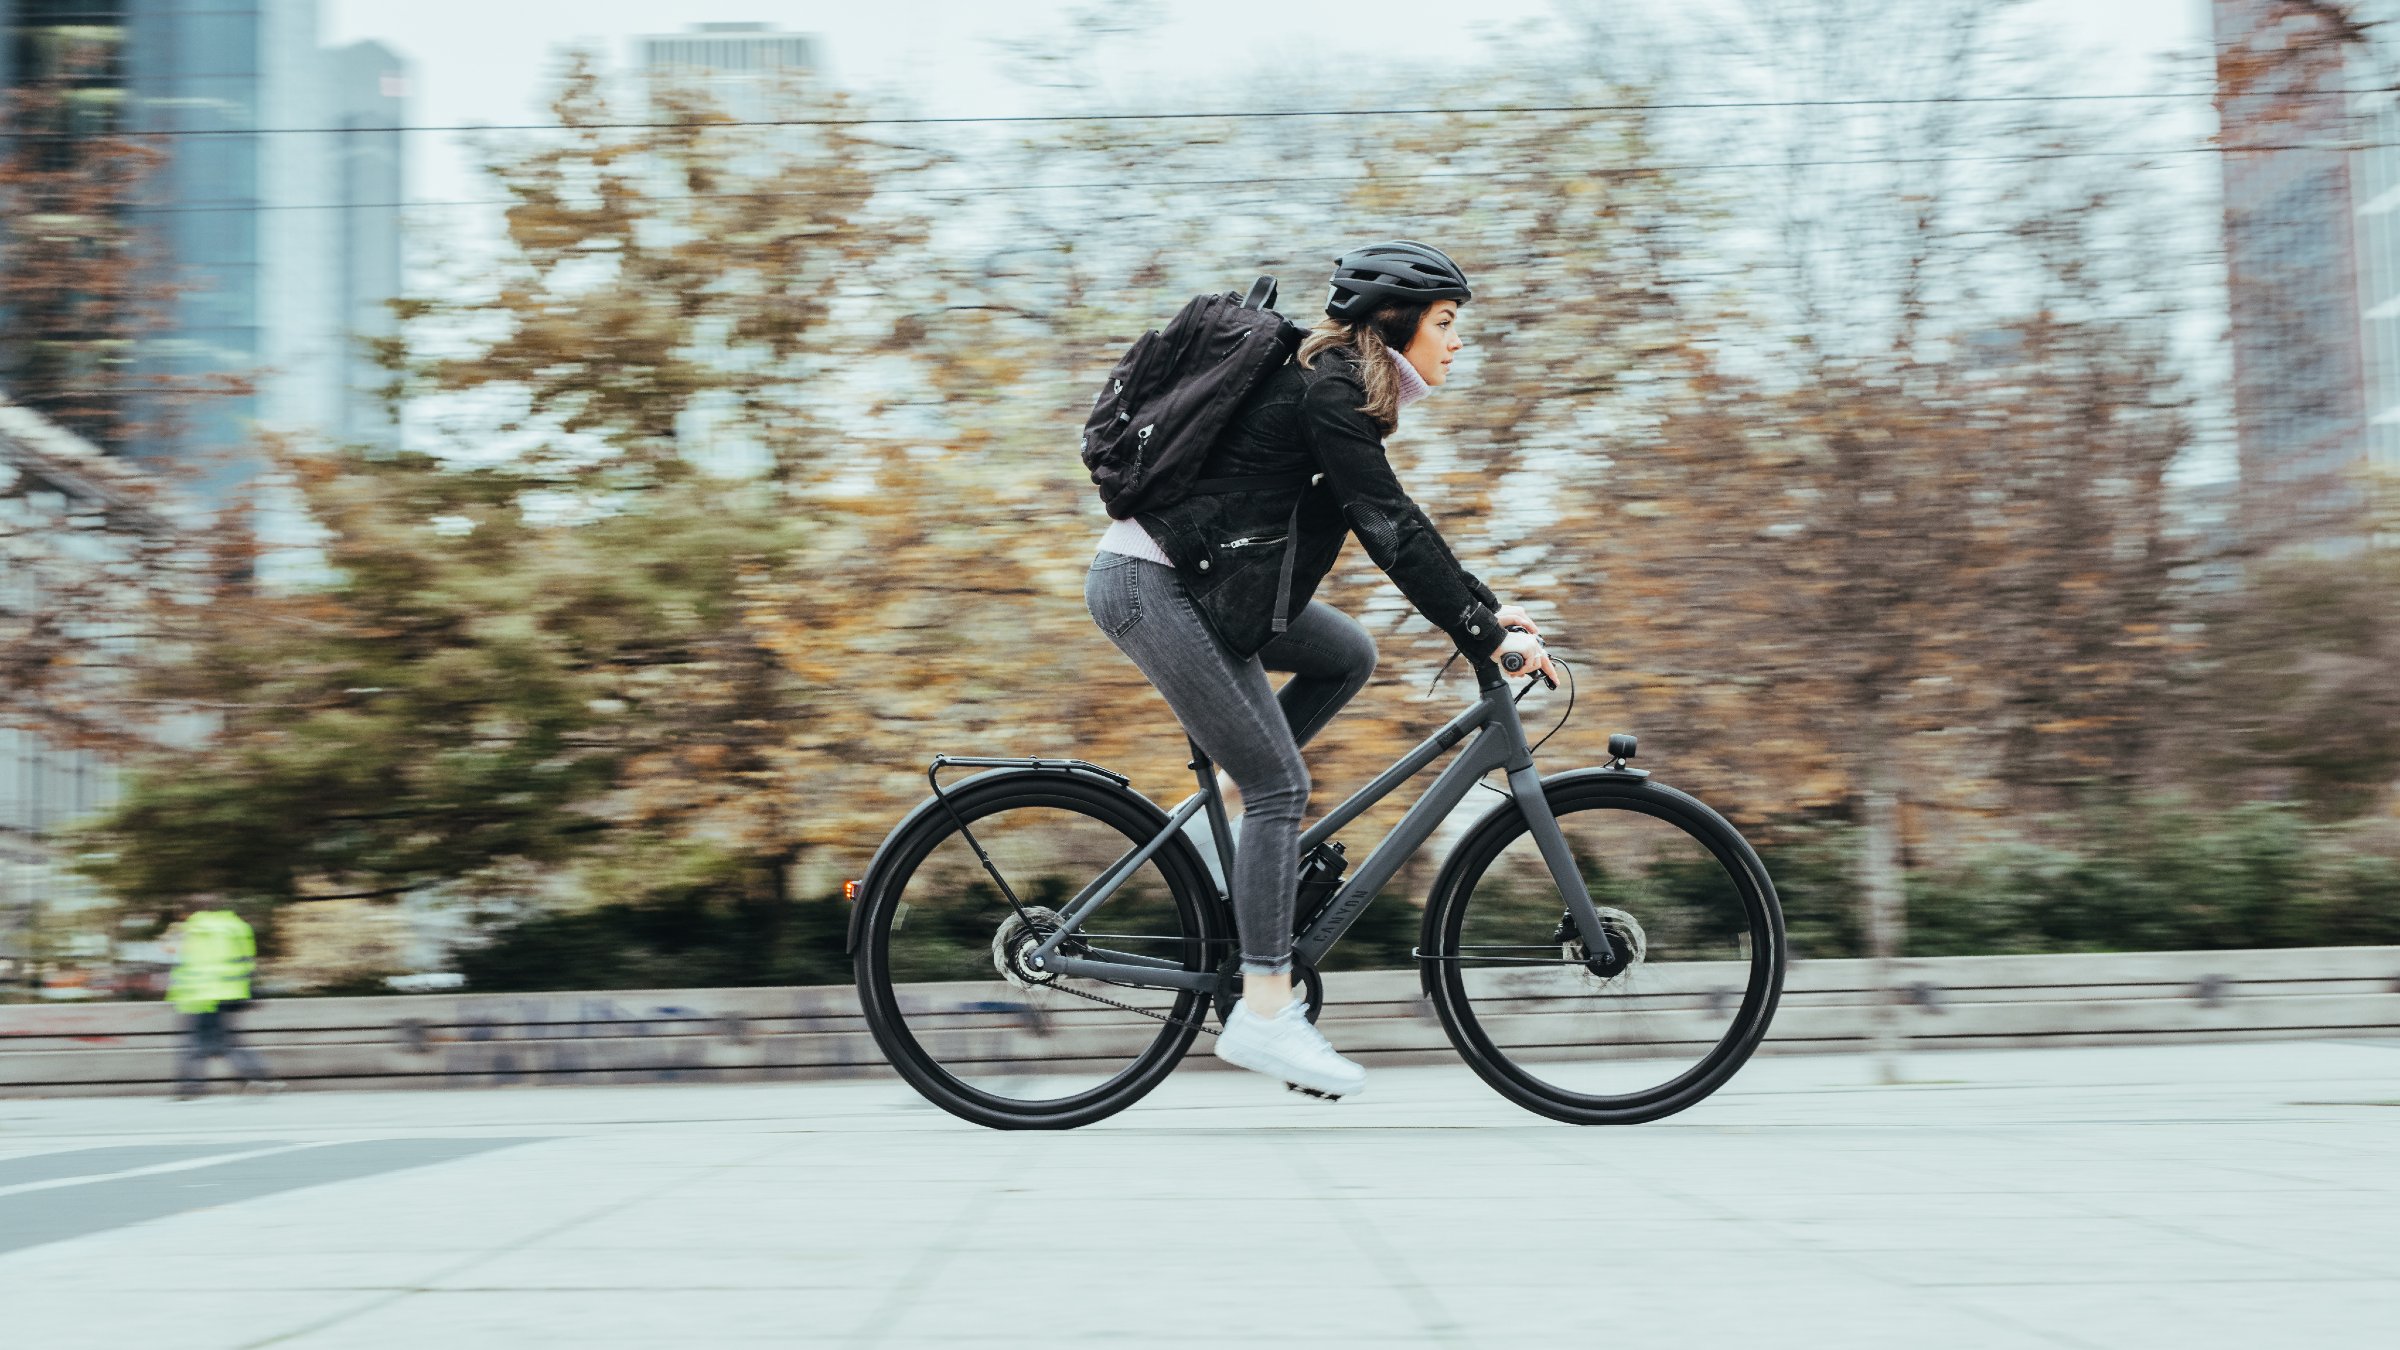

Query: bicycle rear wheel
left=854, top=769, right=1225, bottom=1130
left=1422, top=773, right=1785, bottom=1124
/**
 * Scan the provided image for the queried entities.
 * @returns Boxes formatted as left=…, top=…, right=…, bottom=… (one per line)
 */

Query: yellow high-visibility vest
left=168, top=910, right=256, bottom=1014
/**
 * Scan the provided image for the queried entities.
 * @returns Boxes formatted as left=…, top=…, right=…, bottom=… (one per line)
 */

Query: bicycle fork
left=1490, top=685, right=1622, bottom=971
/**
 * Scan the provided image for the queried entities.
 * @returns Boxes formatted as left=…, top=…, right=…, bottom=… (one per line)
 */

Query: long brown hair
left=1295, top=299, right=1430, bottom=436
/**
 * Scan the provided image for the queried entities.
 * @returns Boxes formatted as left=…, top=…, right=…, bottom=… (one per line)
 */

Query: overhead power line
left=0, top=86, right=2319, bottom=141
left=107, top=138, right=2363, bottom=218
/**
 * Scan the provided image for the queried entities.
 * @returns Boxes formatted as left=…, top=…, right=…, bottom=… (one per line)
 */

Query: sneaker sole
left=1212, top=1045, right=1364, bottom=1099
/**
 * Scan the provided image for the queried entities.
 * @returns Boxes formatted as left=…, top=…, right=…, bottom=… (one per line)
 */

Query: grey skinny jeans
left=1085, top=551, right=1377, bottom=973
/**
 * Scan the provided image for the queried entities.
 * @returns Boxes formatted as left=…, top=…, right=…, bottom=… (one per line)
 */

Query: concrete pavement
left=1, top=1040, right=2395, bottom=1348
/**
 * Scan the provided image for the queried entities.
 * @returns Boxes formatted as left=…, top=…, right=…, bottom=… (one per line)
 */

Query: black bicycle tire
left=1421, top=774, right=1786, bottom=1125
left=854, top=770, right=1225, bottom=1130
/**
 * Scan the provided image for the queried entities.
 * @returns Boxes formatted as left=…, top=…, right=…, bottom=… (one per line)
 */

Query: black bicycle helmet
left=1324, top=239, right=1473, bottom=322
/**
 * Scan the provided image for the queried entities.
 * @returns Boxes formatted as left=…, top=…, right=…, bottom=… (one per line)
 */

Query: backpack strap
left=1241, top=275, right=1279, bottom=310
left=1269, top=492, right=1306, bottom=633
left=1187, top=471, right=1315, bottom=632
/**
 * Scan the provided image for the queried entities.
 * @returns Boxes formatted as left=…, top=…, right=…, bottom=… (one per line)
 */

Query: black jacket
left=1137, top=346, right=1505, bottom=661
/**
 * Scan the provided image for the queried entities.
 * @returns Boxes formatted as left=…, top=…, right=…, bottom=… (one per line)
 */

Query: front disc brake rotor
left=1560, top=907, right=1648, bottom=992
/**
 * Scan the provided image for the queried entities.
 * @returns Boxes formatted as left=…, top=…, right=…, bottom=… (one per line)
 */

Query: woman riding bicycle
left=1084, top=240, right=1555, bottom=1099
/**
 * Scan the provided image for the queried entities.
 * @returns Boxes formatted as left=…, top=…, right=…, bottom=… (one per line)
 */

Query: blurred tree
left=1553, top=0, right=2201, bottom=1065
left=60, top=8, right=2364, bottom=996
left=2214, top=1, right=2371, bottom=111
left=1, top=59, right=159, bottom=449
left=79, top=58, right=923, bottom=951
left=2180, top=544, right=2400, bottom=817
left=786, top=24, right=1705, bottom=916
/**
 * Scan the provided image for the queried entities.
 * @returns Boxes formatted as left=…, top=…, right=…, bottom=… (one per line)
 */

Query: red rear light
left=843, top=879, right=861, bottom=904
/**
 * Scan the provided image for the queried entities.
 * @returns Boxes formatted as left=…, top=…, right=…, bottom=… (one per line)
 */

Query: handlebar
left=1496, top=623, right=1557, bottom=690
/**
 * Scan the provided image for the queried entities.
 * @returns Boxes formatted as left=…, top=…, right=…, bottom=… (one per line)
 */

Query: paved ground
left=1, top=1042, right=2395, bottom=1349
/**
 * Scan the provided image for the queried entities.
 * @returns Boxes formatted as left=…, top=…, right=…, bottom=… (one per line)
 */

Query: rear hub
left=992, top=907, right=1077, bottom=991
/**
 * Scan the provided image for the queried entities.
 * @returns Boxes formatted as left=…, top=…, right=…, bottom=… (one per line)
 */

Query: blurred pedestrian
left=168, top=895, right=279, bottom=1098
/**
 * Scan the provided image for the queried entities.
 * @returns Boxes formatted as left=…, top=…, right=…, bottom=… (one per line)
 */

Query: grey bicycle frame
left=1027, top=665, right=1615, bottom=993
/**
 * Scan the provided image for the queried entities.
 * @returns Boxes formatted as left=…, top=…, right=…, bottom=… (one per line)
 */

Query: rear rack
left=927, top=754, right=1132, bottom=790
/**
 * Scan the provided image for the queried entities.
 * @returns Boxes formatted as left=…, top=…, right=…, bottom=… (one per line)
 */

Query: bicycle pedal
left=1284, top=1082, right=1344, bottom=1101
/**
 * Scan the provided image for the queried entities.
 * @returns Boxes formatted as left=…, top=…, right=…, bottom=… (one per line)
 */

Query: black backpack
left=1082, top=276, right=1306, bottom=521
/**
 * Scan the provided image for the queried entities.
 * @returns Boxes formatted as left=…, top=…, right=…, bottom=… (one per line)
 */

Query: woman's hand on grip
left=1493, top=628, right=1555, bottom=686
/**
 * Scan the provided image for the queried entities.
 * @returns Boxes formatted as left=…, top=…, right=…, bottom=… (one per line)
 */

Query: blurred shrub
left=1754, top=825, right=1869, bottom=961
left=1904, top=803, right=2400, bottom=956
left=455, top=892, right=852, bottom=992
left=2176, top=551, right=2400, bottom=820
left=1647, top=805, right=2400, bottom=964
left=423, top=802, right=2400, bottom=991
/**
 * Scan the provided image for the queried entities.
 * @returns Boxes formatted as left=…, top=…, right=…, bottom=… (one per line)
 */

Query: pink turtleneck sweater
left=1097, top=349, right=1429, bottom=563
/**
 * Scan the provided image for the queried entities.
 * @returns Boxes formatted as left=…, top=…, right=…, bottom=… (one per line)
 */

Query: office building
left=0, top=398, right=169, bottom=997
left=325, top=36, right=405, bottom=451
left=1, top=2, right=406, bottom=994
left=1, top=1, right=409, bottom=471
left=630, top=23, right=821, bottom=474
left=633, top=21, right=817, bottom=124
left=2213, top=0, right=2400, bottom=552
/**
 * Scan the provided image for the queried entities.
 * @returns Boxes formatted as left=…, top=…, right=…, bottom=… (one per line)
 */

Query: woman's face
left=1401, top=300, right=1463, bottom=386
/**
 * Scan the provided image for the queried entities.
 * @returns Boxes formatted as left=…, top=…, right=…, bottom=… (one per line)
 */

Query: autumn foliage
left=12, top=12, right=2395, bottom=990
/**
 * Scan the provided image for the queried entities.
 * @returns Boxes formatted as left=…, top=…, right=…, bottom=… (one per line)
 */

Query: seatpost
left=1188, top=737, right=1238, bottom=885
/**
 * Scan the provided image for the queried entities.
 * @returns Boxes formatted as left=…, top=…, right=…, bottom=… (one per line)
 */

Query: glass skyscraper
left=2, top=0, right=408, bottom=471
left=1, top=1, right=407, bottom=997
left=2213, top=0, right=2400, bottom=553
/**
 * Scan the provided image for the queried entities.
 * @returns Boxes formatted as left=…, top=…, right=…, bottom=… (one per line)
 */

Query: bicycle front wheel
left=855, top=769, right=1225, bottom=1130
left=1422, top=773, right=1785, bottom=1125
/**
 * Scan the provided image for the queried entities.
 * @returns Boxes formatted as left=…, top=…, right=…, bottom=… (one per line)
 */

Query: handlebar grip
left=1500, top=651, right=1525, bottom=673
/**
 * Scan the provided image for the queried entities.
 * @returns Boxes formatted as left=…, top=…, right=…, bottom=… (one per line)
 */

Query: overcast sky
left=325, top=0, right=2222, bottom=211
left=319, top=0, right=2233, bottom=474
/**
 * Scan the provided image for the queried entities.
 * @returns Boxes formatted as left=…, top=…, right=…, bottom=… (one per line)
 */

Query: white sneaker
left=1213, top=998, right=1366, bottom=1099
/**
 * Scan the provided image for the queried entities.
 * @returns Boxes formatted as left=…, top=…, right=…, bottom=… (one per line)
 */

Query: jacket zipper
left=1221, top=534, right=1288, bottom=550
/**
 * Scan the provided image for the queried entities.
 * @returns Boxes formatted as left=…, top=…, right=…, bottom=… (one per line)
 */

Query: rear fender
left=845, top=765, right=1195, bottom=954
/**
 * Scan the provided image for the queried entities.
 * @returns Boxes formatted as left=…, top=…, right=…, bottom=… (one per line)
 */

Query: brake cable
left=1423, top=640, right=1577, bottom=799
left=1529, top=657, right=1576, bottom=757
